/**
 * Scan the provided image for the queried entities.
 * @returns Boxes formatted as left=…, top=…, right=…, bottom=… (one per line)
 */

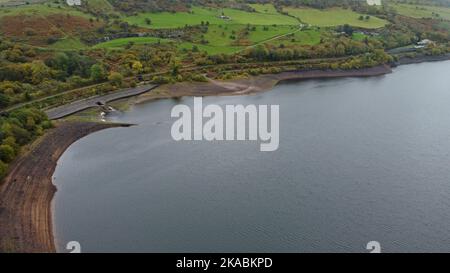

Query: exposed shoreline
left=394, top=53, right=450, bottom=66
left=0, top=59, right=446, bottom=253
left=0, top=122, right=130, bottom=253
left=134, top=65, right=393, bottom=104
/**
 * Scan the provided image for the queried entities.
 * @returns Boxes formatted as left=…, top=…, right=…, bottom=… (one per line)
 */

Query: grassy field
left=93, top=24, right=317, bottom=54
left=124, top=7, right=226, bottom=29
left=265, top=29, right=322, bottom=47
left=220, top=7, right=298, bottom=25
left=93, top=36, right=243, bottom=54
left=93, top=37, right=170, bottom=49
left=186, top=24, right=302, bottom=53
left=352, top=32, right=367, bottom=41
left=201, top=24, right=297, bottom=45
left=390, top=3, right=450, bottom=20
left=248, top=3, right=279, bottom=14
left=201, top=24, right=244, bottom=46
left=247, top=25, right=299, bottom=43
left=0, top=2, right=390, bottom=55
left=283, top=7, right=388, bottom=28
left=123, top=6, right=298, bottom=29
left=119, top=5, right=302, bottom=55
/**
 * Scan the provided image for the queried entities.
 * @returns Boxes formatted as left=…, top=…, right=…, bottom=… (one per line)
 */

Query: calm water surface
left=54, top=61, right=450, bottom=252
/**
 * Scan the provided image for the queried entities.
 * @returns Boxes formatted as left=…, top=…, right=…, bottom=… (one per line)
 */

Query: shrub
left=0, top=144, right=15, bottom=163
left=0, top=160, right=8, bottom=180
left=108, top=72, right=124, bottom=87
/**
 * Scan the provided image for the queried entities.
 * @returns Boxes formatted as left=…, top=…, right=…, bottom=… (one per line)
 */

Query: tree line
left=0, top=108, right=52, bottom=180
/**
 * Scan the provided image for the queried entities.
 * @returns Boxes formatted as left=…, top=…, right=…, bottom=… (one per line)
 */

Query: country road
left=45, top=84, right=158, bottom=120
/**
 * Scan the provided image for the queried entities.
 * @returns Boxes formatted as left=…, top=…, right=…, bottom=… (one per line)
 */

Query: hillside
left=0, top=0, right=450, bottom=178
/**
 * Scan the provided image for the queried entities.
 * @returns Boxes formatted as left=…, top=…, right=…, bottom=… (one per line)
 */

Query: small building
left=67, top=0, right=81, bottom=6
left=219, top=15, right=231, bottom=20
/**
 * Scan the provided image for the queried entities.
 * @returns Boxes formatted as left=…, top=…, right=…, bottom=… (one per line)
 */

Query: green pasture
left=352, top=32, right=367, bottom=41
left=123, top=6, right=299, bottom=29
left=248, top=3, right=279, bottom=14
left=200, top=24, right=297, bottom=46
left=93, top=24, right=319, bottom=54
left=283, top=7, right=387, bottom=28
left=93, top=37, right=169, bottom=49
left=265, top=29, right=322, bottom=47
left=391, top=3, right=450, bottom=20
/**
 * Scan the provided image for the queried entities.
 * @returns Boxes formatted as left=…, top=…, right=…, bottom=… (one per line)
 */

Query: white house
left=66, top=0, right=81, bottom=6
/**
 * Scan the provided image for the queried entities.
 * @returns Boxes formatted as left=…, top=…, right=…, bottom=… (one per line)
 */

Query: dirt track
left=0, top=122, right=127, bottom=253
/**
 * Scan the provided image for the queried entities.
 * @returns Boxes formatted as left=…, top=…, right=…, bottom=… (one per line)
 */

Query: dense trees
left=45, top=52, right=96, bottom=79
left=90, top=64, right=108, bottom=82
left=0, top=108, right=51, bottom=179
left=0, top=33, right=184, bottom=110
left=0, top=41, right=105, bottom=109
left=108, top=72, right=124, bottom=87
left=244, top=36, right=378, bottom=62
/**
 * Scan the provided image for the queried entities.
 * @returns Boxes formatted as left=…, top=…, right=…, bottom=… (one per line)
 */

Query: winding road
left=45, top=84, right=158, bottom=120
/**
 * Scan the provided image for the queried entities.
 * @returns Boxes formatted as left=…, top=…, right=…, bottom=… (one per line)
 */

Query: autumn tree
left=108, top=72, right=124, bottom=87
left=90, top=64, right=107, bottom=82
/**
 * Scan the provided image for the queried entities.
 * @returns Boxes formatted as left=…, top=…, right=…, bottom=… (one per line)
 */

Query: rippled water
left=54, top=61, right=450, bottom=252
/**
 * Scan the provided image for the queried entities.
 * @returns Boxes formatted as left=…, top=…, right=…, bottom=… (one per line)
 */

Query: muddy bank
left=271, top=64, right=392, bottom=83
left=394, top=53, right=450, bottom=66
left=0, top=122, right=129, bottom=253
left=136, top=65, right=392, bottom=103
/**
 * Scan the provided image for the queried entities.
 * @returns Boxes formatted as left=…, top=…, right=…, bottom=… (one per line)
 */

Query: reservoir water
left=54, top=61, right=450, bottom=252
